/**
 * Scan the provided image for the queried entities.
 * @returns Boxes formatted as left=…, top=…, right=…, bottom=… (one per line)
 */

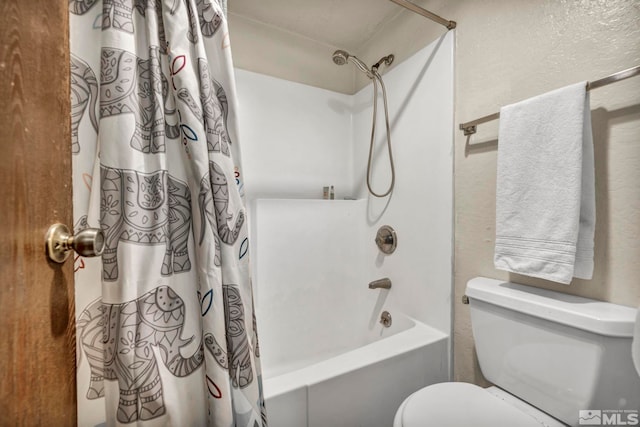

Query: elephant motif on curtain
left=222, top=284, right=254, bottom=388
left=69, top=0, right=99, bottom=15
left=198, top=161, right=244, bottom=254
left=101, top=0, right=141, bottom=33
left=70, top=0, right=169, bottom=53
left=201, top=284, right=255, bottom=389
left=76, top=284, right=256, bottom=422
left=102, top=0, right=166, bottom=43
left=177, top=58, right=231, bottom=156
left=100, top=46, right=178, bottom=153
left=186, top=0, right=223, bottom=43
left=100, top=165, right=192, bottom=281
left=76, top=286, right=205, bottom=423
left=70, top=55, right=99, bottom=154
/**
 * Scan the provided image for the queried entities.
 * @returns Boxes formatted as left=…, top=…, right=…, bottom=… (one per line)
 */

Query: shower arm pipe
left=389, top=0, right=456, bottom=30
left=459, top=64, right=640, bottom=136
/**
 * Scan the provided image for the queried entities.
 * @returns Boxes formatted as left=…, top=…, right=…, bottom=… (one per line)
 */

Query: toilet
left=394, top=277, right=640, bottom=427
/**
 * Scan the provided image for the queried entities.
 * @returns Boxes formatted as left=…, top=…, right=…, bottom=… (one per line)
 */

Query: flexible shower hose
left=367, top=69, right=395, bottom=198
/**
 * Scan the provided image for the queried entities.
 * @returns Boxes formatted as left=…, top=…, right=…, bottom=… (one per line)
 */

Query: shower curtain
left=70, top=1, right=266, bottom=425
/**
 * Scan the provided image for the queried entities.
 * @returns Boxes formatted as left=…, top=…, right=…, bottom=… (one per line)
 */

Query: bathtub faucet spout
left=368, top=278, right=392, bottom=290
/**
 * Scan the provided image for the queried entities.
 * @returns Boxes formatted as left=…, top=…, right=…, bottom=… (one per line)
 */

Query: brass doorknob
left=45, top=223, right=105, bottom=263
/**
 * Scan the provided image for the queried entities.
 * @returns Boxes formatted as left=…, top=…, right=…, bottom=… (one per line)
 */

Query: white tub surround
left=237, top=31, right=454, bottom=427
left=266, top=316, right=448, bottom=427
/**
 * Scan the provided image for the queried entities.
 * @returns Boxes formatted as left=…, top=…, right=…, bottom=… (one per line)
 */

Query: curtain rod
left=459, top=65, right=640, bottom=136
left=389, top=0, right=456, bottom=30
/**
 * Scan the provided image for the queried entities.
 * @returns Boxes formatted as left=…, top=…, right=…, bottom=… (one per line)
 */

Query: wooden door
left=0, top=0, right=76, bottom=425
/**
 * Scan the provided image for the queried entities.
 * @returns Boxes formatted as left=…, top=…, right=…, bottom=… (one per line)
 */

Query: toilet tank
left=466, top=277, right=640, bottom=427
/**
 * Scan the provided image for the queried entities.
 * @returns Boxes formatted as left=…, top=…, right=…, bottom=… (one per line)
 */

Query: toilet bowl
left=393, top=383, right=563, bottom=427
left=394, top=277, right=640, bottom=427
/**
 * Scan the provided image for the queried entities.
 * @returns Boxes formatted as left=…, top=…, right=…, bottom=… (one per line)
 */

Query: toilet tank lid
left=466, top=277, right=637, bottom=337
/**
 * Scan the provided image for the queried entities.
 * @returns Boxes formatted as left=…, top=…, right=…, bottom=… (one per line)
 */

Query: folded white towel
left=494, top=82, right=595, bottom=285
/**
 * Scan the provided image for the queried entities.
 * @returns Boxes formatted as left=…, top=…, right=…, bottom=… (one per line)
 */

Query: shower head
left=332, top=50, right=349, bottom=66
left=332, top=49, right=373, bottom=78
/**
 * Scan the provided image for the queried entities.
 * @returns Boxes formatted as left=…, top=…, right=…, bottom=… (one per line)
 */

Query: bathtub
left=261, top=313, right=449, bottom=427
left=252, top=199, right=450, bottom=426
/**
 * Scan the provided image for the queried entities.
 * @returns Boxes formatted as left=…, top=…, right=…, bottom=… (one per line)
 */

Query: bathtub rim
left=262, top=315, right=449, bottom=399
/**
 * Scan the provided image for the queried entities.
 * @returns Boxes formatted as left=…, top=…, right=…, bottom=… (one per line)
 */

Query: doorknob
left=45, top=223, right=105, bottom=263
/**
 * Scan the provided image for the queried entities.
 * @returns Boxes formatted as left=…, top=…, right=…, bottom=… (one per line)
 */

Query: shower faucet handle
left=375, top=225, right=397, bottom=254
left=376, top=234, right=393, bottom=246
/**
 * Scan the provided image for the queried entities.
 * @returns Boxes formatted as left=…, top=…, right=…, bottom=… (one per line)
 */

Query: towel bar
left=459, top=65, right=640, bottom=136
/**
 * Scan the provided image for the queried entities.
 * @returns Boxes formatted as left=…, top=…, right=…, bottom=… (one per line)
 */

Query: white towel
left=494, top=82, right=595, bottom=285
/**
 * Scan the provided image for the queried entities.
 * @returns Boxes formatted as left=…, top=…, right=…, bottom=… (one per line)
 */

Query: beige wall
left=228, top=0, right=640, bottom=384
left=228, top=12, right=357, bottom=94
left=451, top=0, right=640, bottom=384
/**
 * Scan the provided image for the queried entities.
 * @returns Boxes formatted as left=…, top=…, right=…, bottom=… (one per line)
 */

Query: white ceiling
left=227, top=0, right=406, bottom=52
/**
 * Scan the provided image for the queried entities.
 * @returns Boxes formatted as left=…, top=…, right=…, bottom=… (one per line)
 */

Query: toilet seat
left=393, top=382, right=549, bottom=427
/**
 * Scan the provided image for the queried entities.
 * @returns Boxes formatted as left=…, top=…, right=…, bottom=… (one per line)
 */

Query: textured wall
left=452, top=0, right=640, bottom=384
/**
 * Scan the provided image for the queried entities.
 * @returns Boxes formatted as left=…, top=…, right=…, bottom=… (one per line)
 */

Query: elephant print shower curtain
left=70, top=1, right=267, bottom=426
